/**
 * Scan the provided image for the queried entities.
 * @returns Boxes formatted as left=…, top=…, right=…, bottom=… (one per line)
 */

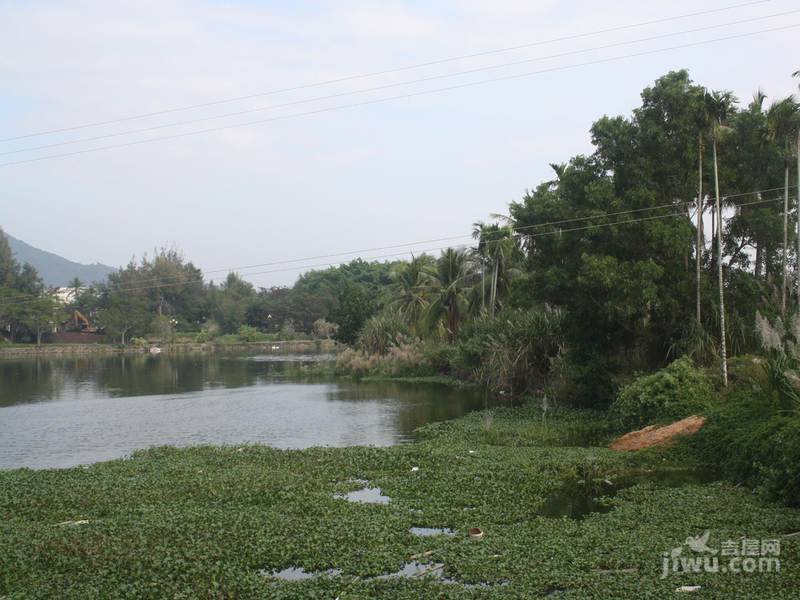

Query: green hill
left=6, top=233, right=116, bottom=287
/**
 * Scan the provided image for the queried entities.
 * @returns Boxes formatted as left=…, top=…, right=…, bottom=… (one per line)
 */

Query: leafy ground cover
left=1, top=406, right=798, bottom=598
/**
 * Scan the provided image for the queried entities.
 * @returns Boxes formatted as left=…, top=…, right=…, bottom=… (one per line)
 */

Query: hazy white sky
left=1, top=0, right=798, bottom=286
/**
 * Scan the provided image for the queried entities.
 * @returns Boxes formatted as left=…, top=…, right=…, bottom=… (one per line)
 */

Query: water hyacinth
left=1, top=405, right=798, bottom=598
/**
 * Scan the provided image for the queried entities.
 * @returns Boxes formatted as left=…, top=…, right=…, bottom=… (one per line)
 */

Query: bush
left=150, top=315, right=176, bottom=343
left=357, top=311, right=411, bottom=355
left=130, top=337, right=149, bottom=349
left=335, top=341, right=440, bottom=378
left=237, top=325, right=266, bottom=342
left=312, top=319, right=338, bottom=339
left=687, top=387, right=800, bottom=507
left=195, top=320, right=220, bottom=343
left=608, top=356, right=713, bottom=430
left=455, top=306, right=565, bottom=395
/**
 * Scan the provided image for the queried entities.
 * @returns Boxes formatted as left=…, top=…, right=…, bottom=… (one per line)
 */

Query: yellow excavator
left=71, top=310, right=99, bottom=333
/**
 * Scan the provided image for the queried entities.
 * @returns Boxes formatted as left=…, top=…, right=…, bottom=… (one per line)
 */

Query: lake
left=0, top=353, right=491, bottom=470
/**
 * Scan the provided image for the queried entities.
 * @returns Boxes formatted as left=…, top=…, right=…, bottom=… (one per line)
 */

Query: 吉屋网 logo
left=660, top=531, right=780, bottom=579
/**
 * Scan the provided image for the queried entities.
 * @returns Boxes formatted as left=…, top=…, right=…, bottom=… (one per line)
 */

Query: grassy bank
left=1, top=405, right=798, bottom=598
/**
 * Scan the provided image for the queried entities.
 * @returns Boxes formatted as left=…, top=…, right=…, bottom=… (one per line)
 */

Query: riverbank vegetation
left=2, top=69, right=800, bottom=597
left=1, top=404, right=798, bottom=598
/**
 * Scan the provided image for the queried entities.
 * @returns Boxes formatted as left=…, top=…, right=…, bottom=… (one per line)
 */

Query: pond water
left=0, top=353, right=491, bottom=470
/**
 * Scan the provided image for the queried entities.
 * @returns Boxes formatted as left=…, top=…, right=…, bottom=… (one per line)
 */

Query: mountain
left=6, top=233, right=116, bottom=287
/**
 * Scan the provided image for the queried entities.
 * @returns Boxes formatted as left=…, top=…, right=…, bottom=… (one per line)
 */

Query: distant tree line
left=2, top=69, right=799, bottom=410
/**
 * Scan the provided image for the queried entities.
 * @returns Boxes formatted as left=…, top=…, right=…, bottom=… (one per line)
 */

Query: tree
left=723, top=91, right=783, bottom=281
left=766, top=96, right=800, bottom=315
left=472, top=222, right=521, bottom=317
left=705, top=90, right=736, bottom=386
left=0, top=287, right=25, bottom=342
left=67, top=277, right=83, bottom=302
left=13, top=263, right=42, bottom=296
left=329, top=283, right=376, bottom=345
left=97, top=291, right=150, bottom=345
left=21, top=293, right=63, bottom=345
left=388, top=254, right=433, bottom=333
left=420, top=248, right=475, bottom=341
left=0, top=228, right=17, bottom=288
left=209, top=272, right=256, bottom=334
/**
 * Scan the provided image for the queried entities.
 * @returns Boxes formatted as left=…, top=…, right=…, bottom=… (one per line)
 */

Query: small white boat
left=149, top=346, right=162, bottom=355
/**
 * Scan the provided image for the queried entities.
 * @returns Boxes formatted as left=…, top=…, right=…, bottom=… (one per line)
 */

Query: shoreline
left=0, top=339, right=337, bottom=359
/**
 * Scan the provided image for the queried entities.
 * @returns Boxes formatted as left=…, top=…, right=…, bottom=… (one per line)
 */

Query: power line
left=0, top=0, right=772, bottom=143
left=2, top=22, right=798, bottom=169
left=0, top=185, right=794, bottom=304
left=5, top=8, right=798, bottom=158
left=1, top=184, right=793, bottom=305
left=0, top=192, right=791, bottom=308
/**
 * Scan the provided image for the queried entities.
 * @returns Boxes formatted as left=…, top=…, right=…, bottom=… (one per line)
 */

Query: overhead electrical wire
left=0, top=184, right=792, bottom=303
left=4, top=8, right=798, bottom=158
left=0, top=190, right=793, bottom=308
left=2, top=22, right=799, bottom=168
left=0, top=0, right=772, bottom=143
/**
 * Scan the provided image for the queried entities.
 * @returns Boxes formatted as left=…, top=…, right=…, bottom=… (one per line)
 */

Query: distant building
left=54, top=287, right=85, bottom=304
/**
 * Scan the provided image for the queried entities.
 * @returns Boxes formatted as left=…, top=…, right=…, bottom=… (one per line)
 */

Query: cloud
left=1, top=0, right=798, bottom=282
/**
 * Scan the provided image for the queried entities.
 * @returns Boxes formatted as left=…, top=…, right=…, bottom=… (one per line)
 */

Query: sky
left=0, top=0, right=798, bottom=287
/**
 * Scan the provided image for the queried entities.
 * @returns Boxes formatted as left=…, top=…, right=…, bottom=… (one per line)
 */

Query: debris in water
left=409, top=527, right=455, bottom=537
left=259, top=566, right=341, bottom=580
left=468, top=527, right=484, bottom=540
left=56, top=520, right=89, bottom=526
left=374, top=561, right=445, bottom=580
left=676, top=585, right=701, bottom=592
left=411, top=466, right=419, bottom=472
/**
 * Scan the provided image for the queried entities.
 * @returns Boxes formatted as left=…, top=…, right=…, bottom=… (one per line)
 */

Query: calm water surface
left=0, top=354, right=490, bottom=469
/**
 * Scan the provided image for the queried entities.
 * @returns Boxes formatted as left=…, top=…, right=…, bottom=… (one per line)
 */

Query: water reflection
left=0, top=354, right=491, bottom=470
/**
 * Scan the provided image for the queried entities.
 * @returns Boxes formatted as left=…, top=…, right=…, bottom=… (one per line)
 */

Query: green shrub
left=356, top=311, right=411, bottom=355
left=608, top=356, right=713, bottom=429
left=195, top=320, right=220, bottom=343
left=335, top=341, right=441, bottom=378
left=236, top=324, right=265, bottom=342
left=687, top=387, right=800, bottom=506
left=130, top=337, right=149, bottom=348
left=455, top=306, right=565, bottom=395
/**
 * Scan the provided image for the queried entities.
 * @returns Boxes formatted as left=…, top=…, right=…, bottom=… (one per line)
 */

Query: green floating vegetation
left=1, top=406, right=799, bottom=598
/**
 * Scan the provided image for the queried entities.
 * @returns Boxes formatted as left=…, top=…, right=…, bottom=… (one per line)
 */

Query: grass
left=1, top=406, right=799, bottom=598
left=360, top=374, right=475, bottom=388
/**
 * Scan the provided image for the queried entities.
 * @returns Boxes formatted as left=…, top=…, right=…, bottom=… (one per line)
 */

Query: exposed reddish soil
left=609, top=415, right=706, bottom=451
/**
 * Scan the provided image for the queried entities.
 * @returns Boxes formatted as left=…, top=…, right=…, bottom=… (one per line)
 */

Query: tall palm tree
left=693, top=89, right=712, bottom=323
left=767, top=96, right=799, bottom=316
left=421, top=248, right=475, bottom=341
left=794, top=73, right=800, bottom=304
left=705, top=90, right=735, bottom=386
left=471, top=222, right=521, bottom=318
left=388, top=254, right=433, bottom=334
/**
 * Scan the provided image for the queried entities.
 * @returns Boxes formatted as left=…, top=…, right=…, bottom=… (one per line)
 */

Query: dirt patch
left=609, top=415, right=705, bottom=451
